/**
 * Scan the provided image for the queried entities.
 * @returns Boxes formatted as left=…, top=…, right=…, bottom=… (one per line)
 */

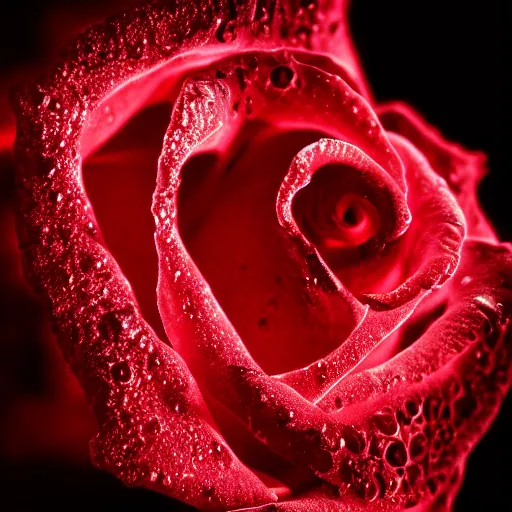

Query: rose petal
left=324, top=239, right=512, bottom=409
left=276, top=129, right=465, bottom=401
left=278, top=295, right=427, bottom=402
left=153, top=63, right=477, bottom=507
left=234, top=490, right=414, bottom=512
left=13, top=6, right=321, bottom=509
left=10, top=0, right=373, bottom=503
left=315, top=240, right=512, bottom=507
left=262, top=240, right=512, bottom=509
left=277, top=136, right=412, bottom=301
left=154, top=70, right=405, bottom=491
left=13, top=180, right=275, bottom=510
left=361, top=133, right=465, bottom=310
left=232, top=485, right=383, bottom=511
left=154, top=75, right=343, bottom=474
left=377, top=101, right=496, bottom=240
left=83, top=103, right=172, bottom=340
left=178, top=127, right=365, bottom=374
left=12, top=1, right=510, bottom=509
left=73, top=0, right=370, bottom=158
left=164, top=51, right=406, bottom=373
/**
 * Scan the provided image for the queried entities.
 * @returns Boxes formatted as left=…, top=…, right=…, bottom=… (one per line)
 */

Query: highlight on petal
left=233, top=485, right=394, bottom=511
left=361, top=133, right=465, bottom=310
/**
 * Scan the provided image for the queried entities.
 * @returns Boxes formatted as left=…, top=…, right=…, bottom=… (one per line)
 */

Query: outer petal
left=377, top=102, right=496, bottom=240
left=319, top=240, right=512, bottom=509
left=45, top=0, right=369, bottom=161
left=13, top=172, right=275, bottom=509
left=361, top=133, right=465, bottom=309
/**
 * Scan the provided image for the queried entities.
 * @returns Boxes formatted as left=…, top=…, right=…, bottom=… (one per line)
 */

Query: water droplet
left=182, top=296, right=195, bottom=318
left=368, top=435, right=385, bottom=457
left=342, top=426, right=366, bottom=454
left=98, top=306, right=134, bottom=342
left=247, top=55, right=259, bottom=70
left=111, top=360, right=132, bottom=383
left=355, top=476, right=379, bottom=501
left=47, top=96, right=61, bottom=112
left=385, top=440, right=407, bottom=467
left=210, top=440, right=232, bottom=467
left=426, top=477, right=438, bottom=495
left=405, top=399, right=420, bottom=417
left=439, top=425, right=454, bottom=444
left=202, top=485, right=216, bottom=500
left=270, top=65, right=295, bottom=88
left=315, top=361, right=328, bottom=385
left=143, top=418, right=161, bottom=440
left=276, top=407, right=294, bottom=426
left=461, top=276, right=472, bottom=286
left=373, top=411, right=399, bottom=436
left=127, top=42, right=144, bottom=59
left=406, top=463, right=421, bottom=486
left=453, top=394, right=478, bottom=425
left=215, top=21, right=235, bottom=43
left=422, top=397, right=440, bottom=422
left=409, top=433, right=427, bottom=461
left=147, top=351, right=161, bottom=372
left=396, top=408, right=412, bottom=426
left=339, top=457, right=355, bottom=484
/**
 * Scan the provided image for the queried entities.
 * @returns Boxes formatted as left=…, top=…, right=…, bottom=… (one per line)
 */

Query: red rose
left=10, top=1, right=511, bottom=510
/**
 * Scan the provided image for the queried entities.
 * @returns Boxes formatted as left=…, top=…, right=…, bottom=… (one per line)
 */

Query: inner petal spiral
left=164, top=51, right=408, bottom=375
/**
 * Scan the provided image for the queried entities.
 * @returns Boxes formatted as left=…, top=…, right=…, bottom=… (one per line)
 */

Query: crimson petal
left=15, top=0, right=383, bottom=507
left=377, top=102, right=496, bottom=240
left=11, top=0, right=511, bottom=510
left=361, top=133, right=465, bottom=309
left=316, top=240, right=512, bottom=508
left=278, top=128, right=465, bottom=401
left=13, top=171, right=275, bottom=509
left=9, top=0, right=366, bottom=503
left=154, top=75, right=349, bottom=482
left=163, top=51, right=409, bottom=375
left=154, top=64, right=410, bottom=491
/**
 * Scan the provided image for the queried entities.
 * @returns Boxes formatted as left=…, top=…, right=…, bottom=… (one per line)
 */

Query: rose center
left=330, top=193, right=380, bottom=246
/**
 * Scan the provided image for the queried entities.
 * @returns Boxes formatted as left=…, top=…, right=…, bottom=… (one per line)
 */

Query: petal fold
left=377, top=102, right=495, bottom=240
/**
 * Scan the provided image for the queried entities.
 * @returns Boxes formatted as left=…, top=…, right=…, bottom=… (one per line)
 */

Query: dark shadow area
left=83, top=103, right=172, bottom=341
left=0, top=463, right=195, bottom=510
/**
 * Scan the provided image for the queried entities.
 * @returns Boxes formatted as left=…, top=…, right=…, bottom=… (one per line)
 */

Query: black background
left=0, top=0, right=510, bottom=510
